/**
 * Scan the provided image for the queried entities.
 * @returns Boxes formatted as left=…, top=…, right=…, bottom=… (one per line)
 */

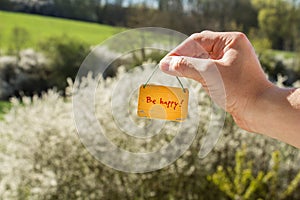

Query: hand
left=159, top=31, right=300, bottom=148
left=159, top=31, right=272, bottom=131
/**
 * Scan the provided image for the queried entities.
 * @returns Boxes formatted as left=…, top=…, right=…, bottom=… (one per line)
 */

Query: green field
left=0, top=11, right=124, bottom=50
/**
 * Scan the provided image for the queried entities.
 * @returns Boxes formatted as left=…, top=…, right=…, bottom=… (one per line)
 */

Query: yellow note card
left=137, top=84, right=189, bottom=122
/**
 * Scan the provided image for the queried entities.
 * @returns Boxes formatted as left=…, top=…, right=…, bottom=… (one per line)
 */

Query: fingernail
left=159, top=57, right=172, bottom=71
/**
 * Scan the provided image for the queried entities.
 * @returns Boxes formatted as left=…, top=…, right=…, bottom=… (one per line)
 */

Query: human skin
left=159, top=31, right=300, bottom=148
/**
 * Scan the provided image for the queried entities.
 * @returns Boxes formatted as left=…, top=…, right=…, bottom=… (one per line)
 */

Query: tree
left=158, top=0, right=183, bottom=12
left=0, top=0, right=12, bottom=10
left=252, top=0, right=296, bottom=50
left=51, top=0, right=97, bottom=21
left=184, top=0, right=257, bottom=32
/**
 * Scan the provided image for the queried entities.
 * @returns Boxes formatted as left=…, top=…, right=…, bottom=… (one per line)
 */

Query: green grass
left=0, top=101, right=11, bottom=120
left=265, top=49, right=297, bottom=60
left=0, top=11, right=124, bottom=50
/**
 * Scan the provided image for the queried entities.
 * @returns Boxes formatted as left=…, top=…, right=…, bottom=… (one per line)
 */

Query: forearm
left=246, top=86, right=300, bottom=148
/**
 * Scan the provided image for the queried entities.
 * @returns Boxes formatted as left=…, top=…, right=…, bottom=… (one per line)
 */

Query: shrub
left=0, top=38, right=123, bottom=99
left=259, top=53, right=300, bottom=86
left=0, top=63, right=300, bottom=199
left=0, top=49, right=48, bottom=100
left=39, top=35, right=90, bottom=91
left=208, top=147, right=300, bottom=199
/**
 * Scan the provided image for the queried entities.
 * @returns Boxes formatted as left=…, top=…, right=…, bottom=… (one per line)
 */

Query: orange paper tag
left=137, top=84, right=189, bottom=122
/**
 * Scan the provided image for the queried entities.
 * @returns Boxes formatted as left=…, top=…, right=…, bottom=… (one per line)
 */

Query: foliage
left=295, top=51, right=300, bottom=72
left=8, top=27, right=30, bottom=57
left=0, top=100, right=11, bottom=119
left=0, top=64, right=300, bottom=199
left=2, top=0, right=300, bottom=53
left=251, top=0, right=299, bottom=50
left=39, top=35, right=90, bottom=91
left=51, top=0, right=98, bottom=21
left=208, top=147, right=300, bottom=199
left=0, top=49, right=49, bottom=100
left=249, top=29, right=272, bottom=53
left=0, top=0, right=12, bottom=11
left=258, top=51, right=300, bottom=86
left=0, top=65, right=223, bottom=199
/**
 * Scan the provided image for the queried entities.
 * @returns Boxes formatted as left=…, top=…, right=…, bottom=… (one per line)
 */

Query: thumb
left=159, top=56, right=214, bottom=82
left=159, top=56, right=226, bottom=109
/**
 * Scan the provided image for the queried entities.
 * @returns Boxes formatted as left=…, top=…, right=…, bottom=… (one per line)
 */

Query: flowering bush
left=0, top=49, right=48, bottom=100
left=39, top=36, right=90, bottom=91
left=0, top=63, right=300, bottom=199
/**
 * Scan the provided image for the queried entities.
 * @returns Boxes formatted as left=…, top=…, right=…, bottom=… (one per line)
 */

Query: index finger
left=168, top=31, right=246, bottom=60
left=189, top=31, right=251, bottom=60
left=167, top=34, right=210, bottom=59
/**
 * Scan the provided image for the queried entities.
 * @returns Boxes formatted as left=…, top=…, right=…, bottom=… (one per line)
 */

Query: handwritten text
left=146, top=96, right=181, bottom=110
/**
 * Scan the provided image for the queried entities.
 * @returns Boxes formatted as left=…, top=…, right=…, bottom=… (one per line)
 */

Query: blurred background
left=1, top=0, right=300, bottom=199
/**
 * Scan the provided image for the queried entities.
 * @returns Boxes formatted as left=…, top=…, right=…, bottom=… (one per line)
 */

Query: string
left=143, top=64, right=159, bottom=88
left=176, top=76, right=186, bottom=93
left=143, top=64, right=186, bottom=93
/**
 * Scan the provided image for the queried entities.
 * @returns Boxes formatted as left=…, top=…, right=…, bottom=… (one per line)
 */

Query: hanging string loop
left=143, top=64, right=186, bottom=93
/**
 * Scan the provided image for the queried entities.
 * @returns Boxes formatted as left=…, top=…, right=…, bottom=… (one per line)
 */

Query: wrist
left=243, top=84, right=279, bottom=133
left=231, top=80, right=274, bottom=133
left=240, top=85, right=300, bottom=147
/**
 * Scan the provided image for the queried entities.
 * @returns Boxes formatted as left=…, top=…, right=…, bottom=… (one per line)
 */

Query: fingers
left=167, top=36, right=210, bottom=58
left=188, top=31, right=226, bottom=53
left=159, top=55, right=226, bottom=109
left=159, top=56, right=214, bottom=83
left=168, top=31, right=248, bottom=60
left=165, top=31, right=219, bottom=59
